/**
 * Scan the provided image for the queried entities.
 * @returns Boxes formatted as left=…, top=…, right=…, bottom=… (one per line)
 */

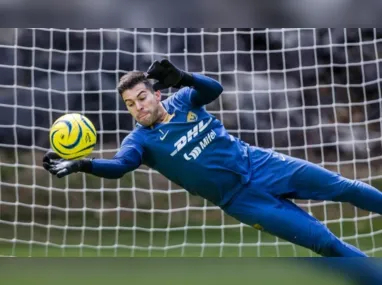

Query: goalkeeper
left=43, top=59, right=382, bottom=257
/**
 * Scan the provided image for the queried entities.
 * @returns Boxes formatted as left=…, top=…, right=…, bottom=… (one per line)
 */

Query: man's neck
left=157, top=103, right=168, bottom=123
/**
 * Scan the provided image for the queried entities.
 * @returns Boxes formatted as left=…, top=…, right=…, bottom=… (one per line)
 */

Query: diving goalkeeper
left=43, top=59, right=382, bottom=257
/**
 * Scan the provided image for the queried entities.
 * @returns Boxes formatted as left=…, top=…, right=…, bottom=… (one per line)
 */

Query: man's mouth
left=138, top=113, right=148, bottom=120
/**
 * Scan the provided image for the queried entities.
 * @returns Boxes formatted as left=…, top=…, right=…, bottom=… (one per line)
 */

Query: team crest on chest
left=187, top=111, right=198, bottom=122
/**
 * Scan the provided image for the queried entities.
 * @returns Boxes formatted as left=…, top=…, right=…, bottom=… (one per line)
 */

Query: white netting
left=0, top=28, right=382, bottom=257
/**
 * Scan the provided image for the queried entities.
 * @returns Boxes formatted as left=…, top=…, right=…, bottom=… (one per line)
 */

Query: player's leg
left=279, top=155, right=382, bottom=215
left=222, top=187, right=367, bottom=257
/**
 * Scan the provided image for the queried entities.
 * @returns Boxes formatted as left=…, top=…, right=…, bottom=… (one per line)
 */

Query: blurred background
left=1, top=0, right=382, bottom=27
left=0, top=28, right=382, bottom=265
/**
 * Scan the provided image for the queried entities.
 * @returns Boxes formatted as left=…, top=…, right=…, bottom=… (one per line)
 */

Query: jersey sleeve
left=115, top=131, right=144, bottom=160
left=164, top=73, right=223, bottom=111
left=90, top=131, right=144, bottom=179
left=165, top=87, right=197, bottom=112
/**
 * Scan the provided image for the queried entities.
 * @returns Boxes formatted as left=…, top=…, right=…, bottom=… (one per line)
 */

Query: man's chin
left=137, top=118, right=152, bottom=127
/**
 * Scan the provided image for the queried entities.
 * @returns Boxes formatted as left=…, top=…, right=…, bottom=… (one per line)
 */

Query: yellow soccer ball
left=49, top=113, right=97, bottom=160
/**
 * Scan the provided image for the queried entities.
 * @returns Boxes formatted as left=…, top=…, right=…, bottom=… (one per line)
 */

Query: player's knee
left=314, top=234, right=366, bottom=257
left=314, top=233, right=346, bottom=257
left=316, top=236, right=340, bottom=256
left=332, top=177, right=361, bottom=202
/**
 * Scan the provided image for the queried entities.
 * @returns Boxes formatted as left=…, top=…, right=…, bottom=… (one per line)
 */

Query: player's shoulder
left=162, top=87, right=194, bottom=112
left=121, top=126, right=146, bottom=146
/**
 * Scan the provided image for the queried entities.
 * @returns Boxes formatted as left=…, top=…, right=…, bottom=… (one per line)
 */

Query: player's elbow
left=93, top=168, right=126, bottom=179
left=106, top=170, right=126, bottom=179
left=109, top=158, right=136, bottom=179
left=215, top=82, right=224, bottom=96
left=207, top=83, right=223, bottom=104
left=192, top=73, right=223, bottom=99
left=208, top=78, right=223, bottom=98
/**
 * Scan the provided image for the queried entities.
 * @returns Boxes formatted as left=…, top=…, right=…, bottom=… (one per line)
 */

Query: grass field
left=0, top=256, right=352, bottom=285
left=0, top=227, right=315, bottom=257
left=1, top=218, right=382, bottom=285
left=2, top=213, right=382, bottom=257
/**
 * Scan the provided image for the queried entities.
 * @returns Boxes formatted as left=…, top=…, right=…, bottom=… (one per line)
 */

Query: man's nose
left=136, top=102, right=143, bottom=110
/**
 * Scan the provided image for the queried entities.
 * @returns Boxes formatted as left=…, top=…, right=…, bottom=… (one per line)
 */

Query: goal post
left=1, top=28, right=382, bottom=257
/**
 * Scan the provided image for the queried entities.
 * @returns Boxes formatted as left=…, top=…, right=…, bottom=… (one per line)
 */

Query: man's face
left=121, top=82, right=161, bottom=127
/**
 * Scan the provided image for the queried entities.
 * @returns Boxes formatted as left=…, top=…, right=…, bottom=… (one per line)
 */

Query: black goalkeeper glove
left=42, top=151, right=92, bottom=178
left=146, top=59, right=194, bottom=91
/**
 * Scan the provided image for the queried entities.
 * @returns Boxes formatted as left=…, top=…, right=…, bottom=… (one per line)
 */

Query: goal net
left=1, top=28, right=382, bottom=257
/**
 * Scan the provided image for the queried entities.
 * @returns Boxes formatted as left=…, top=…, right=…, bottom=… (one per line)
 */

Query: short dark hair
left=117, top=71, right=154, bottom=96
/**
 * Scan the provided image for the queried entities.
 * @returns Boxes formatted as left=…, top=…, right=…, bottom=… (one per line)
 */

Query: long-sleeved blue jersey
left=90, top=74, right=252, bottom=206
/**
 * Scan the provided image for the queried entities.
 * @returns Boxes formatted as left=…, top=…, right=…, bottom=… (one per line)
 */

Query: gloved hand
left=43, top=150, right=92, bottom=178
left=146, top=59, right=193, bottom=91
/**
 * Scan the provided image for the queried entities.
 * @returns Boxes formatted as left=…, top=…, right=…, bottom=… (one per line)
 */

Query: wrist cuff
left=80, top=158, right=93, bottom=173
left=181, top=72, right=194, bottom=87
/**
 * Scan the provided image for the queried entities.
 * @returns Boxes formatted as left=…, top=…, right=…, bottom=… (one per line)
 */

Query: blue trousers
left=222, top=147, right=382, bottom=257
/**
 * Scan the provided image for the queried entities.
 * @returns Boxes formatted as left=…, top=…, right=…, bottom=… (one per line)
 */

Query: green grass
left=0, top=227, right=310, bottom=257
left=0, top=229, right=353, bottom=285
left=0, top=257, right=350, bottom=285
left=1, top=222, right=382, bottom=257
left=1, top=206, right=380, bottom=285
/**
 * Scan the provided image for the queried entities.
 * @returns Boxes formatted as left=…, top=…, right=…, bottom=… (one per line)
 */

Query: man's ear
left=155, top=90, right=161, bottom=102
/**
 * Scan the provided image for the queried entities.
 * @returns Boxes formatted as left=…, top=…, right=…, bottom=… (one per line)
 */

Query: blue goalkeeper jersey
left=91, top=75, right=252, bottom=206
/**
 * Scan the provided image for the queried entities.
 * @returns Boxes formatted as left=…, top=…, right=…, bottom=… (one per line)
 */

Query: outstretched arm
left=146, top=59, right=223, bottom=106
left=43, top=139, right=143, bottom=179
left=89, top=146, right=142, bottom=179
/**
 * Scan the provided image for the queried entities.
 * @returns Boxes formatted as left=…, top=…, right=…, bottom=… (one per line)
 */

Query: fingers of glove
left=159, top=58, right=171, bottom=67
left=43, top=162, right=53, bottom=171
left=49, top=161, right=67, bottom=173
left=49, top=159, right=65, bottom=166
left=146, top=61, right=164, bottom=79
left=56, top=168, right=70, bottom=178
left=43, top=157, right=64, bottom=172
left=50, top=166, right=67, bottom=175
left=43, top=151, right=61, bottom=162
left=147, top=59, right=182, bottom=88
left=146, top=59, right=175, bottom=81
left=43, top=154, right=50, bottom=164
left=147, top=60, right=159, bottom=71
left=49, top=167, right=59, bottom=175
